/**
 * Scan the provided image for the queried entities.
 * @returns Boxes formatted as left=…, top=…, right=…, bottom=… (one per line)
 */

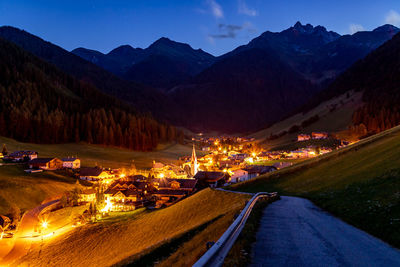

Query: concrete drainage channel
left=193, top=192, right=279, bottom=267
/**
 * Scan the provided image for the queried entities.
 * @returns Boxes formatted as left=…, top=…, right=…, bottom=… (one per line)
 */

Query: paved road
left=251, top=196, right=400, bottom=267
left=0, top=199, right=59, bottom=265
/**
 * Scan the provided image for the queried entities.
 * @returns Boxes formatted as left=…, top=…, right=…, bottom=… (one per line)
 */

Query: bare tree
left=8, top=204, right=21, bottom=225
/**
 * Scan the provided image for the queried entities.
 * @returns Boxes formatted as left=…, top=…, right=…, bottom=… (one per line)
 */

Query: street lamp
left=41, top=220, right=48, bottom=230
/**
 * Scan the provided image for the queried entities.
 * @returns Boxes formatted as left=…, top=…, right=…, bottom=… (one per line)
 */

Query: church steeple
left=190, top=143, right=198, bottom=176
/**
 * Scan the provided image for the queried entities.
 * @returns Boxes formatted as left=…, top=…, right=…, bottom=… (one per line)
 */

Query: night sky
left=1, top=0, right=400, bottom=55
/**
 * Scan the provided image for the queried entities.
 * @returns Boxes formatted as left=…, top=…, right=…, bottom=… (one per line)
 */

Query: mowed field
left=232, top=125, right=400, bottom=247
left=0, top=136, right=201, bottom=169
left=0, top=165, right=77, bottom=214
left=16, top=189, right=250, bottom=267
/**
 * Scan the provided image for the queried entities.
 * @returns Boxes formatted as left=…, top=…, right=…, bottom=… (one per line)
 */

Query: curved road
left=251, top=196, right=400, bottom=267
left=1, top=199, right=59, bottom=265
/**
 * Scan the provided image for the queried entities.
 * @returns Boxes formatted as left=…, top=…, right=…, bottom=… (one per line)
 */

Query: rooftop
left=28, top=158, right=56, bottom=164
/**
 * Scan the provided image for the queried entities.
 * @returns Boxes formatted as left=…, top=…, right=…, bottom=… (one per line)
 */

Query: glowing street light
left=159, top=173, right=165, bottom=178
left=41, top=220, right=48, bottom=230
left=101, top=198, right=113, bottom=213
left=120, top=173, right=126, bottom=178
left=246, top=157, right=254, bottom=164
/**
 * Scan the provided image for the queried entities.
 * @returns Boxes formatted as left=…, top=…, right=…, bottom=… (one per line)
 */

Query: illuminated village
left=0, top=131, right=345, bottom=241
left=2, top=2, right=400, bottom=265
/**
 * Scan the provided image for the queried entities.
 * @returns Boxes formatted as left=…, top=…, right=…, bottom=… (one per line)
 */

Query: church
left=183, top=144, right=199, bottom=177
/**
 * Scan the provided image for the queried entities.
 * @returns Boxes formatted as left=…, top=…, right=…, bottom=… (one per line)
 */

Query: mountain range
left=72, top=37, right=215, bottom=89
left=0, top=35, right=182, bottom=151
left=1, top=22, right=399, bottom=134
left=0, top=26, right=176, bottom=121
left=169, top=22, right=399, bottom=132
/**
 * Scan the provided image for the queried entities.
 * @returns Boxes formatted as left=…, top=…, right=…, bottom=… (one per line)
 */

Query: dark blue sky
left=1, top=0, right=400, bottom=56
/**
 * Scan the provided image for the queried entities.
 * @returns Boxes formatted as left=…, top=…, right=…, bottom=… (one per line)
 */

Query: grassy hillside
left=17, top=189, right=249, bottom=267
left=0, top=136, right=202, bottom=169
left=250, top=91, right=363, bottom=148
left=0, top=135, right=202, bottom=216
left=0, top=165, right=77, bottom=214
left=233, top=125, right=400, bottom=247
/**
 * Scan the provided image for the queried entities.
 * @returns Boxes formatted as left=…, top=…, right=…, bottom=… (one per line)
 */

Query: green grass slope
left=250, top=90, right=363, bottom=148
left=232, top=125, right=400, bottom=247
left=0, top=165, right=77, bottom=214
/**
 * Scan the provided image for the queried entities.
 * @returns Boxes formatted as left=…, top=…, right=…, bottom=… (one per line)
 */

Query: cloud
left=349, top=23, right=365, bottom=34
left=385, top=10, right=400, bottom=27
left=238, top=0, right=258, bottom=16
left=206, top=0, right=224, bottom=19
left=206, top=35, right=216, bottom=45
left=209, top=22, right=256, bottom=39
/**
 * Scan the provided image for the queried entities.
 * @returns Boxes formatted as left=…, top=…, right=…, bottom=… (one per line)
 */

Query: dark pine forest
left=0, top=37, right=183, bottom=151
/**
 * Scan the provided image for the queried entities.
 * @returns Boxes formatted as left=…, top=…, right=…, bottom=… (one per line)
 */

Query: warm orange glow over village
left=1, top=1, right=400, bottom=265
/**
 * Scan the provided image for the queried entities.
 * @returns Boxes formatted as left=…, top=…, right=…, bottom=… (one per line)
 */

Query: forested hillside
left=0, top=37, right=183, bottom=151
left=0, top=26, right=177, bottom=122
left=304, top=32, right=400, bottom=137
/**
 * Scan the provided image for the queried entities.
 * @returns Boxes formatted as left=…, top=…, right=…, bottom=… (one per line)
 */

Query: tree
left=71, top=187, right=81, bottom=206
left=1, top=144, right=7, bottom=156
left=88, top=202, right=96, bottom=215
left=60, top=194, right=68, bottom=208
left=8, top=204, right=20, bottom=225
left=0, top=218, right=10, bottom=238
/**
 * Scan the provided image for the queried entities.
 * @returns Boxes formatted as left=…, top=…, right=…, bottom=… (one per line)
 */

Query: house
left=298, top=134, right=311, bottom=141
left=103, top=183, right=142, bottom=211
left=244, top=165, right=276, bottom=179
left=229, top=153, right=249, bottom=161
left=230, top=169, right=248, bottom=183
left=79, top=167, right=114, bottom=181
left=153, top=178, right=197, bottom=192
left=151, top=162, right=188, bottom=179
left=127, top=174, right=147, bottom=181
left=79, top=188, right=96, bottom=203
left=273, top=162, right=293, bottom=169
left=62, top=158, right=81, bottom=169
left=194, top=171, right=229, bottom=188
left=107, top=179, right=152, bottom=195
left=4, top=151, right=38, bottom=162
left=152, top=190, right=187, bottom=207
left=266, top=151, right=282, bottom=160
left=289, top=148, right=317, bottom=158
left=151, top=178, right=197, bottom=207
left=312, top=132, right=329, bottom=139
left=28, top=158, right=63, bottom=170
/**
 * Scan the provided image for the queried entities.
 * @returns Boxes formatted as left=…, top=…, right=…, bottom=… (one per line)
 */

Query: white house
left=297, top=134, right=311, bottom=141
left=62, top=158, right=81, bottom=169
left=230, top=169, right=248, bottom=183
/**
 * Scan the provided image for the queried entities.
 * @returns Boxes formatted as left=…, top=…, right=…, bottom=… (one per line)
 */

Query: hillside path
left=0, top=199, right=59, bottom=265
left=251, top=196, right=400, bottom=267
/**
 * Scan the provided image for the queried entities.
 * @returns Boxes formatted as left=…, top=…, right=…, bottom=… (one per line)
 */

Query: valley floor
left=0, top=136, right=199, bottom=169
left=251, top=196, right=400, bottom=266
